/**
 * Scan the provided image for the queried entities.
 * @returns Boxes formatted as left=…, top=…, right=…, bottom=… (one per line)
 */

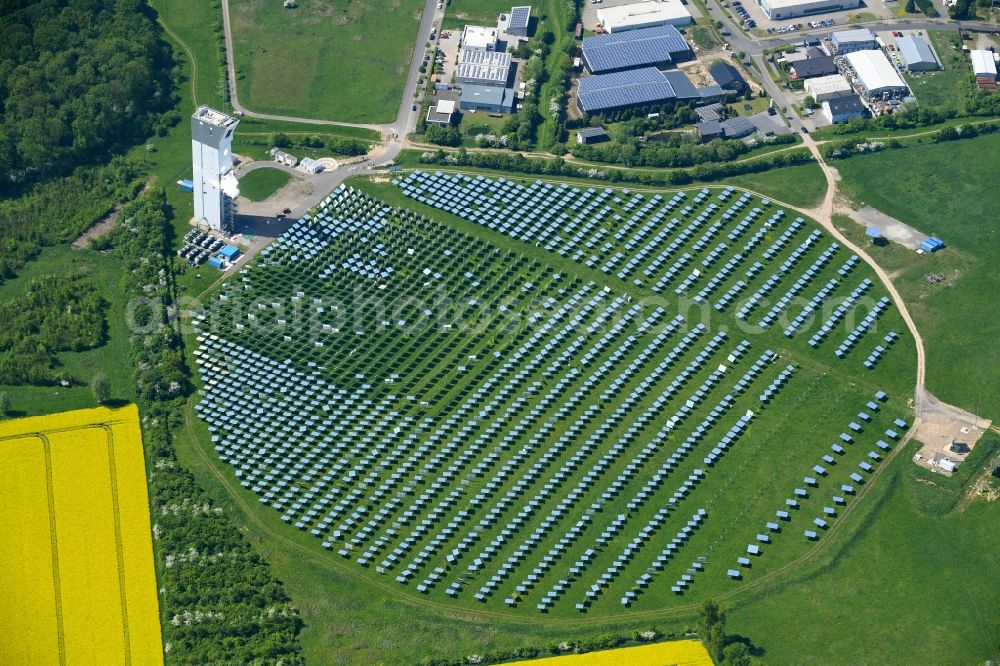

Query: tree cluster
left=572, top=133, right=796, bottom=169
left=108, top=189, right=305, bottom=664
left=0, top=156, right=146, bottom=283
left=268, top=132, right=369, bottom=157
left=0, top=0, right=174, bottom=192
left=0, top=273, right=107, bottom=385
left=419, top=145, right=813, bottom=187
left=424, top=124, right=463, bottom=146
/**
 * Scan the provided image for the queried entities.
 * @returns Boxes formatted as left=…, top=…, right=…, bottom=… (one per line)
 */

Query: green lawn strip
left=728, top=449, right=1000, bottom=665
left=833, top=133, right=1000, bottom=418
left=151, top=0, right=227, bottom=109
left=228, top=0, right=422, bottom=123
left=236, top=168, right=293, bottom=201
left=719, top=160, right=826, bottom=208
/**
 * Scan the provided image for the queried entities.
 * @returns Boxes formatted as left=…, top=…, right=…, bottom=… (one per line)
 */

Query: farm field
left=834, top=132, right=1000, bottom=417
left=189, top=167, right=917, bottom=653
left=238, top=167, right=293, bottom=201
left=0, top=405, right=162, bottom=665
left=506, top=639, right=713, bottom=665
left=228, top=0, right=422, bottom=123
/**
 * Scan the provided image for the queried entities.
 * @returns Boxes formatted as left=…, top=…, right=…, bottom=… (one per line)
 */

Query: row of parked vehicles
left=178, top=230, right=226, bottom=267
left=731, top=2, right=756, bottom=29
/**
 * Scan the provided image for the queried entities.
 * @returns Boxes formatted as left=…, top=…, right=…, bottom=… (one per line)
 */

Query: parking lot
left=721, top=0, right=893, bottom=35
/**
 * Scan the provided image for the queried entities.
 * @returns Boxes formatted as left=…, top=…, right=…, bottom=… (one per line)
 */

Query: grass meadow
left=834, top=132, right=1000, bottom=418
left=238, top=167, right=293, bottom=201
left=228, top=0, right=423, bottom=123
left=0, top=245, right=134, bottom=418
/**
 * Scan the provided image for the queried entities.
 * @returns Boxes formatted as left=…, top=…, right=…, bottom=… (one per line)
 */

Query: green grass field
left=175, top=167, right=933, bottom=662
left=728, top=448, right=1000, bottom=664
left=717, top=161, right=826, bottom=209
left=0, top=246, right=135, bottom=418
left=905, top=31, right=970, bottom=113
left=228, top=0, right=422, bottom=123
left=834, top=133, right=1000, bottom=418
left=238, top=167, right=294, bottom=201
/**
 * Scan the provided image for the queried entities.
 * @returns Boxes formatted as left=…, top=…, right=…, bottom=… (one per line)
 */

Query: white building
left=191, top=106, right=239, bottom=233
left=845, top=49, right=908, bottom=99
left=462, top=25, right=498, bottom=50
left=830, top=28, right=878, bottom=54
left=299, top=157, right=324, bottom=174
left=971, top=49, right=998, bottom=80
left=759, top=0, right=860, bottom=21
left=804, top=74, right=852, bottom=102
left=897, top=35, right=938, bottom=72
left=596, top=0, right=692, bottom=32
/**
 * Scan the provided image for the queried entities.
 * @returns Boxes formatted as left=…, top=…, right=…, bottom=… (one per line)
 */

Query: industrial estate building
left=426, top=99, right=456, bottom=125
left=457, top=49, right=513, bottom=87
left=845, top=50, right=908, bottom=99
left=576, top=126, right=609, bottom=144
left=971, top=49, right=997, bottom=80
left=504, top=6, right=531, bottom=37
left=804, top=74, right=852, bottom=102
left=462, top=25, right=498, bottom=50
left=695, top=115, right=757, bottom=141
left=758, top=0, right=860, bottom=21
left=460, top=84, right=515, bottom=113
left=709, top=62, right=747, bottom=94
left=830, top=28, right=878, bottom=54
left=822, top=94, right=865, bottom=123
left=897, top=36, right=938, bottom=72
left=580, top=25, right=690, bottom=74
left=576, top=67, right=721, bottom=114
left=596, top=0, right=692, bottom=32
left=790, top=55, right=838, bottom=79
left=191, top=106, right=239, bottom=234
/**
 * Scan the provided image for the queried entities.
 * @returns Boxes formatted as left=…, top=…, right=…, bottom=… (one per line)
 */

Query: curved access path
left=796, top=134, right=927, bottom=404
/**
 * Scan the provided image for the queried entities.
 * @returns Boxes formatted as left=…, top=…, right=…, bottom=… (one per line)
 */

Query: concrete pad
left=849, top=205, right=929, bottom=250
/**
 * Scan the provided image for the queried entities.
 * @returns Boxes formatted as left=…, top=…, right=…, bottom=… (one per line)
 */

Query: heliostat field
left=191, top=175, right=916, bottom=618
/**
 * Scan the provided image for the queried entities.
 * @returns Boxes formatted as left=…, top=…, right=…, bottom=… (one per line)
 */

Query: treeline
left=0, top=274, right=106, bottom=385
left=417, top=146, right=814, bottom=186
left=822, top=121, right=999, bottom=159
left=0, top=156, right=147, bottom=282
left=571, top=133, right=797, bottom=169
left=109, top=190, right=305, bottom=664
left=0, top=0, right=174, bottom=192
left=270, top=132, right=369, bottom=157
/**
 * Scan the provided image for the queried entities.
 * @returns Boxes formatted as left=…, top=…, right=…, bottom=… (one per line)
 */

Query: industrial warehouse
left=580, top=25, right=690, bottom=74
left=596, top=0, right=692, bottom=32
left=843, top=50, right=909, bottom=101
left=758, top=0, right=861, bottom=21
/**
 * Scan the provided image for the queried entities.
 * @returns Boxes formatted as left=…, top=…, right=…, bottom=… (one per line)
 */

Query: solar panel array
left=581, top=25, right=689, bottom=73
left=509, top=5, right=531, bottom=30
left=577, top=67, right=676, bottom=113
left=191, top=175, right=912, bottom=617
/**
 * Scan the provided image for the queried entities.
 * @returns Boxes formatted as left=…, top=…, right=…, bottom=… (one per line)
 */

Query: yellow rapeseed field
left=0, top=404, right=162, bottom=665
left=503, top=640, right=713, bottom=666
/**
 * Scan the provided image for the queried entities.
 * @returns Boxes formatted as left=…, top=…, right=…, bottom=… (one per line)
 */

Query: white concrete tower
left=191, top=106, right=240, bottom=233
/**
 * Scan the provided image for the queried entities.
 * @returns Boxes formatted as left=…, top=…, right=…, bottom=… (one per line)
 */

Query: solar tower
left=191, top=106, right=240, bottom=233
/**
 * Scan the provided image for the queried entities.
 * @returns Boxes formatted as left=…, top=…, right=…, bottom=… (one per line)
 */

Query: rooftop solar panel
left=577, top=67, right=676, bottom=113
left=581, top=25, right=689, bottom=73
left=509, top=5, right=531, bottom=29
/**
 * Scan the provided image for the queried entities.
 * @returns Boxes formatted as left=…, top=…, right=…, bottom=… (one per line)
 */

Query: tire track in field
left=39, top=434, right=68, bottom=666
left=103, top=424, right=134, bottom=665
